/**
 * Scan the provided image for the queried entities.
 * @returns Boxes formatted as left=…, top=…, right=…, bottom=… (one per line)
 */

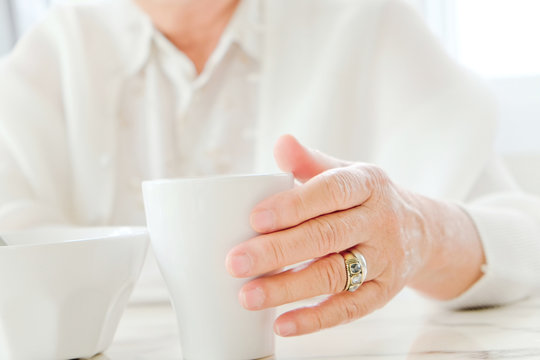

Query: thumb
left=273, top=134, right=351, bottom=183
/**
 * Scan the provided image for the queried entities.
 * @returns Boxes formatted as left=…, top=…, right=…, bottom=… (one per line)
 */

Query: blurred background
left=1, top=0, right=539, bottom=193
left=409, top=0, right=540, bottom=196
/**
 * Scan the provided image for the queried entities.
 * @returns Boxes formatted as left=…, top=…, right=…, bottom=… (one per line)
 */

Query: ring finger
left=239, top=245, right=383, bottom=311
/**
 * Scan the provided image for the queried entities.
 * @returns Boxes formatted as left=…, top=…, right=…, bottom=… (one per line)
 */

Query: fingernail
left=227, top=252, right=253, bottom=276
left=241, top=287, right=265, bottom=309
left=251, top=209, right=275, bottom=231
left=275, top=321, right=297, bottom=337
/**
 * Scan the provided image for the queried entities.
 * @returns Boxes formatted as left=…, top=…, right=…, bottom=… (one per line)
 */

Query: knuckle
left=321, top=170, right=355, bottom=207
left=310, top=217, right=341, bottom=255
left=368, top=165, right=389, bottom=183
left=289, top=191, right=308, bottom=222
left=317, top=256, right=346, bottom=293
left=308, top=308, right=325, bottom=332
left=373, top=281, right=394, bottom=306
left=281, top=279, right=297, bottom=303
left=364, top=165, right=391, bottom=192
left=340, top=299, right=365, bottom=323
left=265, top=235, right=288, bottom=268
left=269, top=275, right=294, bottom=305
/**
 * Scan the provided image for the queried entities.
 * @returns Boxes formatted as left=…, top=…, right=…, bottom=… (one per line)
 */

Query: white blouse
left=1, top=0, right=539, bottom=307
left=111, top=0, right=261, bottom=226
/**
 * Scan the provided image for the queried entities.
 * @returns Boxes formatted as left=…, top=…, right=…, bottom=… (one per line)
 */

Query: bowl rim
left=0, top=226, right=148, bottom=249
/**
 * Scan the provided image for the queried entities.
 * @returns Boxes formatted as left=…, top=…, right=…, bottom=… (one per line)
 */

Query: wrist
left=407, top=197, right=485, bottom=300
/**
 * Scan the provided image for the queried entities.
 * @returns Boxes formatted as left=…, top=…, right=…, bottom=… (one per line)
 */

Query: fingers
left=273, top=134, right=351, bottom=183
left=251, top=165, right=381, bottom=233
left=274, top=281, right=389, bottom=337
left=228, top=206, right=378, bottom=278
left=239, top=254, right=345, bottom=310
left=239, top=247, right=383, bottom=311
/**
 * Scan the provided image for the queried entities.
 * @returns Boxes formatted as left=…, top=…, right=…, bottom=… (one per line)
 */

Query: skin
left=135, top=0, right=485, bottom=338
left=226, top=135, right=485, bottom=337
left=135, top=0, right=240, bottom=73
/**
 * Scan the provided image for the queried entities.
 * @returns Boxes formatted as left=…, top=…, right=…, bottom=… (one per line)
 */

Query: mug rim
left=142, top=172, right=292, bottom=187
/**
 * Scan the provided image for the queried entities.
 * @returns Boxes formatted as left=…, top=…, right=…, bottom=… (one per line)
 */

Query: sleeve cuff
left=442, top=201, right=540, bottom=309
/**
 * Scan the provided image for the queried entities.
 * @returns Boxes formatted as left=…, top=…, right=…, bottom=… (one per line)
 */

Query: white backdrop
left=411, top=1, right=540, bottom=155
left=0, top=0, right=15, bottom=55
left=0, top=0, right=50, bottom=56
left=413, top=0, right=540, bottom=195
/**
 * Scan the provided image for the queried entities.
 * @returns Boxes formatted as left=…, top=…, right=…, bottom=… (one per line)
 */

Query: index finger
left=250, top=165, right=380, bottom=233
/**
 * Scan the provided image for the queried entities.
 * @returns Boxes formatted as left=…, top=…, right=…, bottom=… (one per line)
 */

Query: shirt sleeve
left=371, top=1, right=540, bottom=307
left=445, top=158, right=540, bottom=308
left=0, top=8, right=73, bottom=231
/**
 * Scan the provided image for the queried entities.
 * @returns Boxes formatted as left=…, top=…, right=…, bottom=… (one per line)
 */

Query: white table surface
left=95, top=289, right=540, bottom=360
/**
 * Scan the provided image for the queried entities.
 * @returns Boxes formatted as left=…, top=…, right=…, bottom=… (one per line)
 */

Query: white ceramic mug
left=142, top=173, right=294, bottom=360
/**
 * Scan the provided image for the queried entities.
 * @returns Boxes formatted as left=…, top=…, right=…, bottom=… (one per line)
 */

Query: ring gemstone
left=350, top=263, right=361, bottom=274
left=341, top=250, right=367, bottom=292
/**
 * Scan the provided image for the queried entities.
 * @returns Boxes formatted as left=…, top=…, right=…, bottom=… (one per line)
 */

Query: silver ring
left=350, top=248, right=368, bottom=283
left=341, top=250, right=367, bottom=292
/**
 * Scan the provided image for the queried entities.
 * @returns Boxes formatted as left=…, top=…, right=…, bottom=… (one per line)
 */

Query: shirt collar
left=117, top=0, right=154, bottom=76
left=227, top=0, right=263, bottom=61
left=123, top=0, right=262, bottom=76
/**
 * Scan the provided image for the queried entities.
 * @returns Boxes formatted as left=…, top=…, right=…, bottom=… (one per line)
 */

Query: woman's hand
left=226, top=135, right=484, bottom=337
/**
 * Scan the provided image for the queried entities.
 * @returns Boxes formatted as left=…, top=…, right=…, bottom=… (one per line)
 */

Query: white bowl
left=0, top=227, right=149, bottom=360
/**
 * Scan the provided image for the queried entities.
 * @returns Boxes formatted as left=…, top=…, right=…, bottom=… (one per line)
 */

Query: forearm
left=407, top=196, right=485, bottom=300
